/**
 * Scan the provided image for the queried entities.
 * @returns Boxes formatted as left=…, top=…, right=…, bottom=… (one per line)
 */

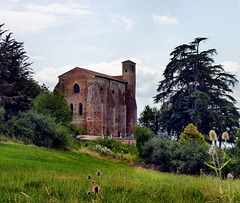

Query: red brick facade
left=55, top=60, right=137, bottom=137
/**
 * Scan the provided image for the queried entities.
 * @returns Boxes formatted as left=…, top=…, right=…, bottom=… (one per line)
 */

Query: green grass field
left=1, top=142, right=240, bottom=202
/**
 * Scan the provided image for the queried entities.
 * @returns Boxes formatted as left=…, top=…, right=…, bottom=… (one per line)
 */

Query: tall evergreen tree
left=154, top=38, right=239, bottom=145
left=138, top=105, right=161, bottom=134
left=0, top=24, right=40, bottom=118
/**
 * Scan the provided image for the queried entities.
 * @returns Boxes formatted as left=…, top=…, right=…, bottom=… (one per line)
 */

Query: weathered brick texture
left=55, top=60, right=137, bottom=137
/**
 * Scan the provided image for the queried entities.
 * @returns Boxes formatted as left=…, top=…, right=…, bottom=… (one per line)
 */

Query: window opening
left=79, top=103, right=83, bottom=115
left=73, top=83, right=80, bottom=93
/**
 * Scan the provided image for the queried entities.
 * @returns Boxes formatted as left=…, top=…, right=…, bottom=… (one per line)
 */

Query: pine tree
left=154, top=38, right=239, bottom=145
left=0, top=24, right=40, bottom=118
left=138, top=105, right=161, bottom=134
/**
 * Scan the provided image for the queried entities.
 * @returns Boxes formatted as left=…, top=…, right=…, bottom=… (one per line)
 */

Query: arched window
left=79, top=103, right=83, bottom=115
left=73, top=83, right=80, bottom=93
left=70, top=103, right=73, bottom=115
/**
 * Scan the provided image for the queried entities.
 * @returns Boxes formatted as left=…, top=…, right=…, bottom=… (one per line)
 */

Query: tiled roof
left=59, top=67, right=127, bottom=83
left=122, top=60, right=136, bottom=64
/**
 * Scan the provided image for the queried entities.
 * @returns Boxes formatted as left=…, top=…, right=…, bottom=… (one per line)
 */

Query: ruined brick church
left=55, top=60, right=137, bottom=137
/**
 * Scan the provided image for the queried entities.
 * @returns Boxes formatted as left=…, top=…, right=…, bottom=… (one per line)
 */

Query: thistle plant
left=205, top=130, right=231, bottom=179
left=203, top=130, right=236, bottom=201
left=87, top=170, right=103, bottom=202
left=227, top=173, right=234, bottom=198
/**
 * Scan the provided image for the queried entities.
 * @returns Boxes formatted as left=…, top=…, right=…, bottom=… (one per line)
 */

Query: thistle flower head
left=87, top=191, right=92, bottom=195
left=222, top=132, right=229, bottom=142
left=227, top=173, right=233, bottom=179
left=93, top=184, right=100, bottom=193
left=209, top=130, right=217, bottom=141
left=96, top=170, right=101, bottom=176
left=92, top=180, right=95, bottom=184
left=87, top=174, right=92, bottom=179
left=209, top=146, right=216, bottom=155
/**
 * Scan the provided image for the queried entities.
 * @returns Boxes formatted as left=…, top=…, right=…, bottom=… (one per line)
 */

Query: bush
left=179, top=123, right=206, bottom=144
left=83, top=139, right=138, bottom=156
left=142, top=138, right=179, bottom=172
left=0, top=107, right=6, bottom=134
left=178, top=140, right=210, bottom=174
left=135, top=126, right=154, bottom=156
left=64, top=123, right=87, bottom=137
left=8, top=110, right=71, bottom=149
left=33, top=89, right=73, bottom=124
left=141, top=138, right=210, bottom=174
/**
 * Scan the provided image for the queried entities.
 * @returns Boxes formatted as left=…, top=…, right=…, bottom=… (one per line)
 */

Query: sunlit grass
left=0, top=143, right=240, bottom=202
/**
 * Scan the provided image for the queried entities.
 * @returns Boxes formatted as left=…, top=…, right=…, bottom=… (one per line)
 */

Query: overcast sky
left=1, top=0, right=240, bottom=117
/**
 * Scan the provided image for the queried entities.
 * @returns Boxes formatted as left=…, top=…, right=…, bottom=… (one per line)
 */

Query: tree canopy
left=138, top=105, right=161, bottom=134
left=33, top=88, right=73, bottom=124
left=154, top=37, right=239, bottom=143
left=0, top=24, right=40, bottom=118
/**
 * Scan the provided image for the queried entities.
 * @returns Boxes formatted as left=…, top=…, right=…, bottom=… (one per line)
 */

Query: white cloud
left=85, top=58, right=125, bottom=76
left=108, top=13, right=134, bottom=31
left=221, top=61, right=240, bottom=78
left=26, top=3, right=92, bottom=16
left=34, top=65, right=73, bottom=89
left=76, top=46, right=105, bottom=53
left=29, top=55, right=46, bottom=61
left=0, top=2, right=92, bottom=34
left=0, top=10, right=56, bottom=33
left=153, top=14, right=179, bottom=25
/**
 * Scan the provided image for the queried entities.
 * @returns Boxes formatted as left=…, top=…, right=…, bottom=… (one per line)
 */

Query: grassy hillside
left=0, top=143, right=239, bottom=202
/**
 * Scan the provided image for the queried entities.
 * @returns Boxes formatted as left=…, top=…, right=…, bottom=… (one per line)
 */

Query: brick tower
left=122, top=60, right=137, bottom=135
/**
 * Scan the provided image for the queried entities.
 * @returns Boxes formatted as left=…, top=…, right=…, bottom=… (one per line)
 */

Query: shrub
left=178, top=140, right=210, bottom=174
left=141, top=137, right=210, bottom=174
left=179, top=123, right=206, bottom=144
left=135, top=126, right=154, bottom=156
left=83, top=139, right=138, bottom=156
left=227, top=130, right=240, bottom=177
left=94, top=145, right=114, bottom=156
left=8, top=110, right=71, bottom=149
left=64, top=123, right=87, bottom=137
left=142, top=138, right=180, bottom=172
left=33, top=89, right=73, bottom=124
left=0, top=107, right=6, bottom=134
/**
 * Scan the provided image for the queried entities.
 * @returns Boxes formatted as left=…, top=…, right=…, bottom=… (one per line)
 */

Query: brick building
left=55, top=60, right=137, bottom=137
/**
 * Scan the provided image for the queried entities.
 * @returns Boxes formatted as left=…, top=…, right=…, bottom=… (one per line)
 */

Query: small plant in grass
left=87, top=170, right=103, bottom=202
left=95, top=145, right=114, bottom=156
left=21, top=192, right=31, bottom=203
left=205, top=130, right=231, bottom=179
left=204, top=130, right=235, bottom=201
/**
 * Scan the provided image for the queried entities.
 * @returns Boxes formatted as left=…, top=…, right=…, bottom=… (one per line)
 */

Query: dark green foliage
left=154, top=38, right=239, bottom=142
left=141, top=138, right=210, bottom=174
left=229, top=129, right=240, bottom=176
left=64, top=123, right=87, bottom=136
left=0, top=24, right=41, bottom=118
left=33, top=88, right=73, bottom=124
left=142, top=138, right=179, bottom=172
left=178, top=140, right=210, bottom=174
left=0, top=106, right=5, bottom=134
left=0, top=106, right=4, bottom=123
left=83, top=139, right=138, bottom=155
left=9, top=110, right=71, bottom=149
left=138, top=105, right=161, bottom=134
left=134, top=126, right=154, bottom=156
